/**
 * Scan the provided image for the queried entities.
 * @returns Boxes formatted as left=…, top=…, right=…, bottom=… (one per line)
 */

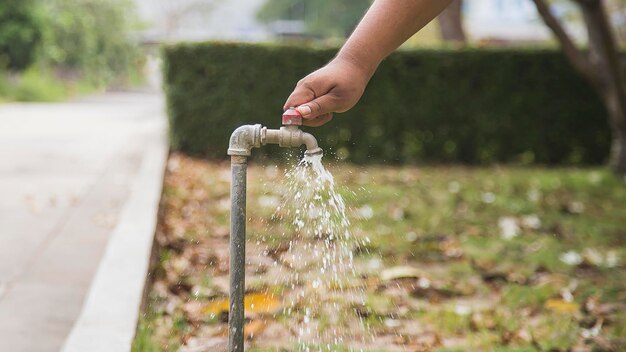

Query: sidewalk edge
left=61, top=134, right=168, bottom=352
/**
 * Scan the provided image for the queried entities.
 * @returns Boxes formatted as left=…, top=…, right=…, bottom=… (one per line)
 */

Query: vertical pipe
left=229, top=155, right=247, bottom=352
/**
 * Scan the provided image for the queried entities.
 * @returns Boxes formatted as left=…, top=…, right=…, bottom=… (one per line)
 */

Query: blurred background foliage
left=256, top=0, right=446, bottom=47
left=257, top=0, right=371, bottom=40
left=0, top=0, right=141, bottom=102
left=0, top=0, right=44, bottom=71
left=257, top=0, right=626, bottom=47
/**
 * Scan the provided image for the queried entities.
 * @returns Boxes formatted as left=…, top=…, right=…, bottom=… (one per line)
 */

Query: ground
left=135, top=153, right=626, bottom=352
left=0, top=91, right=165, bottom=352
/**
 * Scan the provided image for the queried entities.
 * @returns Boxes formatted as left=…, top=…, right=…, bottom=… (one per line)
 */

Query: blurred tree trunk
left=533, top=0, right=626, bottom=174
left=438, top=0, right=466, bottom=44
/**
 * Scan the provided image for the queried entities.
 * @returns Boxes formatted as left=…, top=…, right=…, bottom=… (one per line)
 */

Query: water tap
left=227, top=108, right=323, bottom=157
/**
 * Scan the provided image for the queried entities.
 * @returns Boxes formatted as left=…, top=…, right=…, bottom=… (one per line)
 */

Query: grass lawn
left=134, top=153, right=626, bottom=352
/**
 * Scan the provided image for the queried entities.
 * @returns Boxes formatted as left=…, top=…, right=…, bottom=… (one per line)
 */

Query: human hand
left=283, top=57, right=371, bottom=127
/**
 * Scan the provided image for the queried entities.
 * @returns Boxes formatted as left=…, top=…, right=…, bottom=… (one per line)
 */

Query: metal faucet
left=227, top=108, right=323, bottom=157
left=226, top=109, right=322, bottom=352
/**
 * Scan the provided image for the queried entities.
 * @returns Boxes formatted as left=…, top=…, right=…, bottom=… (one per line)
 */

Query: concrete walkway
left=0, top=91, right=166, bottom=351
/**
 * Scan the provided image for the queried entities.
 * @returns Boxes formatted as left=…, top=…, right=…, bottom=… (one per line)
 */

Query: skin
left=284, top=0, right=453, bottom=126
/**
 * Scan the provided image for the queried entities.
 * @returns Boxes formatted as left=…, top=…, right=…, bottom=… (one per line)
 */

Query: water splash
left=269, top=153, right=374, bottom=351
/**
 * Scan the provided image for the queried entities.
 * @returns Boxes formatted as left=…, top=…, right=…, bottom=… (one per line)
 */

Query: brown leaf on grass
left=548, top=222, right=567, bottom=239
left=182, top=300, right=210, bottom=323
left=377, top=267, right=465, bottom=303
left=264, top=242, right=290, bottom=260
left=249, top=322, right=293, bottom=349
left=169, top=281, right=193, bottom=295
left=212, top=225, right=229, bottom=238
left=179, top=336, right=227, bottom=352
left=501, top=329, right=515, bottom=345
left=245, top=319, right=268, bottom=340
left=354, top=306, right=372, bottom=318
left=182, top=299, right=204, bottom=311
left=182, top=245, right=216, bottom=267
left=161, top=237, right=188, bottom=253
left=561, top=201, right=585, bottom=215
left=585, top=335, right=624, bottom=352
left=439, top=237, right=464, bottom=258
left=380, top=266, right=426, bottom=281
left=498, top=326, right=534, bottom=346
left=393, top=331, right=442, bottom=351
left=411, top=286, right=462, bottom=303
left=211, top=276, right=230, bottom=294
left=569, top=347, right=592, bottom=352
left=152, top=280, right=170, bottom=299
left=469, top=312, right=496, bottom=331
left=481, top=270, right=528, bottom=285
left=584, top=296, right=625, bottom=320
left=214, top=252, right=230, bottom=274
left=471, top=259, right=528, bottom=286
left=480, top=271, right=509, bottom=284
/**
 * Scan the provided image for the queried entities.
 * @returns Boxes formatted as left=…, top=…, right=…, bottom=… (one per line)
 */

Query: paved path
left=0, top=91, right=166, bottom=351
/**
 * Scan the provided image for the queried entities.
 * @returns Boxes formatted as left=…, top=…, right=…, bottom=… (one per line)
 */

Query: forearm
left=284, top=0, right=451, bottom=124
left=336, top=0, right=452, bottom=78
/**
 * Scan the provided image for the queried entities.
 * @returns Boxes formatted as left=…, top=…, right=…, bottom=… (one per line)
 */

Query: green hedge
left=163, top=42, right=609, bottom=164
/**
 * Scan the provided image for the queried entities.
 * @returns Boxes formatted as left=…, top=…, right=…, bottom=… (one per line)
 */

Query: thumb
left=295, top=94, right=338, bottom=119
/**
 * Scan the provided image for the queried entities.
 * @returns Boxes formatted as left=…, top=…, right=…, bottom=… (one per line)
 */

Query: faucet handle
left=282, top=107, right=302, bottom=126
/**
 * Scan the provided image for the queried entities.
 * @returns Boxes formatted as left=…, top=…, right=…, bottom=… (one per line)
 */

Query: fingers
left=302, top=113, right=333, bottom=127
left=283, top=81, right=316, bottom=112
left=295, top=94, right=338, bottom=120
left=283, top=84, right=337, bottom=126
left=283, top=69, right=341, bottom=127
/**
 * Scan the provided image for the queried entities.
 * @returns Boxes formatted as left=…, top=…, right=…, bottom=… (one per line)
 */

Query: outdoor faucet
left=227, top=108, right=323, bottom=157
left=226, top=109, right=322, bottom=352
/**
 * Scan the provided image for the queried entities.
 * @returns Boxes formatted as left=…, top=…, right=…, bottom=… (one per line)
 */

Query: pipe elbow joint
left=227, top=124, right=262, bottom=156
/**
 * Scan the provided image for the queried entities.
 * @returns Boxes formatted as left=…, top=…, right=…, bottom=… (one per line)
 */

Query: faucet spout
left=301, top=131, right=323, bottom=156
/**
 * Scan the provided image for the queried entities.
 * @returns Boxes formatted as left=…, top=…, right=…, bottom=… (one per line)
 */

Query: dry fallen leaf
left=545, top=298, right=579, bottom=313
left=245, top=319, right=267, bottom=340
left=380, top=266, right=426, bottom=281
left=202, top=292, right=282, bottom=317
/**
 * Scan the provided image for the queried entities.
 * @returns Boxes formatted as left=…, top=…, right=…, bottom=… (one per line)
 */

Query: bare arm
left=285, top=0, right=452, bottom=126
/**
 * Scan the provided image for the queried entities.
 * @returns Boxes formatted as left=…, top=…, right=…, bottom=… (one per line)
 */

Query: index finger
left=283, top=85, right=316, bottom=111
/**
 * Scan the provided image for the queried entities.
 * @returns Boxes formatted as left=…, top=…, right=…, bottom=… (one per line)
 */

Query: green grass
left=0, top=67, right=85, bottom=102
left=132, top=318, right=160, bottom=352
left=137, top=155, right=626, bottom=351
left=0, top=61, right=146, bottom=102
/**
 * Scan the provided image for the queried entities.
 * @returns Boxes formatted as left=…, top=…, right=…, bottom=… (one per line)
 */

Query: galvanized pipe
left=228, top=155, right=247, bottom=352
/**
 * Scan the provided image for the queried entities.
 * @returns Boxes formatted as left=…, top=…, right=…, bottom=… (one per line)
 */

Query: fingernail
left=297, top=105, right=312, bottom=116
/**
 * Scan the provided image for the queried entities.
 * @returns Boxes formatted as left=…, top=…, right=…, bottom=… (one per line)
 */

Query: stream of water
left=269, top=153, right=375, bottom=351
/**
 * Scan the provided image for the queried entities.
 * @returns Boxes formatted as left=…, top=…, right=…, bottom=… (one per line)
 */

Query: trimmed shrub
left=163, top=42, right=609, bottom=164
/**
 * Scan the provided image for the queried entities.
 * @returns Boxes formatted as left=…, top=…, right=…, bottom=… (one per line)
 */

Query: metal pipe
left=228, top=155, right=247, bottom=352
